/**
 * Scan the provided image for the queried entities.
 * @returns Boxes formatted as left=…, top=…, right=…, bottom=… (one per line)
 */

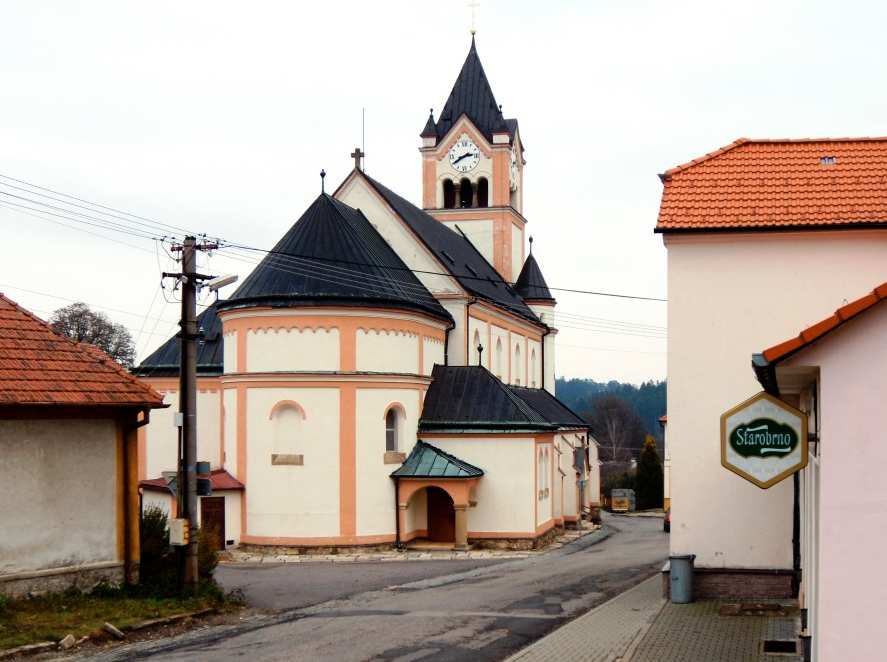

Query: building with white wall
left=0, top=294, right=163, bottom=597
left=135, top=38, right=597, bottom=551
left=657, top=137, right=887, bottom=601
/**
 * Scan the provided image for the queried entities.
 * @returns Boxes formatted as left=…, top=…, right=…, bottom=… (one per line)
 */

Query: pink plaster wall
left=785, top=302, right=887, bottom=661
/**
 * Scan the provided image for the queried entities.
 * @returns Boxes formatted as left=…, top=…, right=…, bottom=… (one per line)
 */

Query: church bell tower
left=419, top=36, right=526, bottom=282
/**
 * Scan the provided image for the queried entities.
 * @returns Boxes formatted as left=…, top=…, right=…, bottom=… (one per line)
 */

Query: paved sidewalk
left=628, top=599, right=800, bottom=662
left=506, top=574, right=664, bottom=662
left=222, top=523, right=601, bottom=565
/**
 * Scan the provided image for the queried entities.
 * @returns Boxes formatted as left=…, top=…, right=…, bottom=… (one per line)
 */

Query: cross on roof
left=351, top=147, right=365, bottom=172
left=468, top=0, right=479, bottom=35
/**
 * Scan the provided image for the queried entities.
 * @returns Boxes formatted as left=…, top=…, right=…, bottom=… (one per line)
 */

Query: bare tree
left=583, top=395, right=646, bottom=462
left=50, top=302, right=136, bottom=368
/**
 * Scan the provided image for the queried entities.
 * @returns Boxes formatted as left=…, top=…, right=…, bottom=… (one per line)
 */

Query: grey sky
left=1, top=0, right=884, bottom=383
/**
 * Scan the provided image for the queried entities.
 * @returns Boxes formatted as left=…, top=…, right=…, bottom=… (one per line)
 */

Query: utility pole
left=164, top=236, right=218, bottom=591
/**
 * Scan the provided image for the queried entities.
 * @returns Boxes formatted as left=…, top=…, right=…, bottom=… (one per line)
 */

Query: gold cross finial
left=468, top=0, right=479, bottom=35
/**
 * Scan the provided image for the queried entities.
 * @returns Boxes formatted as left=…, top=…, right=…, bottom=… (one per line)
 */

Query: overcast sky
left=2, top=0, right=885, bottom=384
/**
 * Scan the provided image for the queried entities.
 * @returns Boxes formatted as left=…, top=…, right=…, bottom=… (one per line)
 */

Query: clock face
left=448, top=137, right=480, bottom=173
left=510, top=145, right=518, bottom=190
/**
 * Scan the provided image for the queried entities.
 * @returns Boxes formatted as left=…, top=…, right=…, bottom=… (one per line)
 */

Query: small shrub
left=197, top=527, right=219, bottom=579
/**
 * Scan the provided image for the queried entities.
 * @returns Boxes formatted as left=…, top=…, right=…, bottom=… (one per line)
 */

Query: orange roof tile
left=760, top=281, right=887, bottom=365
left=656, top=137, right=887, bottom=232
left=0, top=293, right=164, bottom=407
left=140, top=469, right=244, bottom=492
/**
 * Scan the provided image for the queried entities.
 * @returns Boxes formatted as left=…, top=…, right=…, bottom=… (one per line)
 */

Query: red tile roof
left=656, top=137, right=887, bottom=232
left=140, top=469, right=244, bottom=492
left=0, top=293, right=163, bottom=407
left=761, top=282, right=887, bottom=364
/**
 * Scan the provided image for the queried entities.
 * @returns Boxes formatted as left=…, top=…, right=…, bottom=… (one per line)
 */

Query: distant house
left=0, top=294, right=163, bottom=597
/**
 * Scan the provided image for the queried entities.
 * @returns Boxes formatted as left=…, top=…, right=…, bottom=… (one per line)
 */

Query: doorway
left=426, top=487, right=455, bottom=542
left=200, top=496, right=226, bottom=552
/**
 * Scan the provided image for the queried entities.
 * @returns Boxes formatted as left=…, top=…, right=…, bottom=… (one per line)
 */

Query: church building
left=135, top=37, right=599, bottom=551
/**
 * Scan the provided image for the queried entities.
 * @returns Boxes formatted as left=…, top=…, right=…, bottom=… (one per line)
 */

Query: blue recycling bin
left=669, top=554, right=695, bottom=603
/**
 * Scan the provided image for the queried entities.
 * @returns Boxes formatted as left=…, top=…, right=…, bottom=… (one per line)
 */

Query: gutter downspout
left=124, top=408, right=152, bottom=585
left=393, top=477, right=403, bottom=550
left=541, top=323, right=552, bottom=392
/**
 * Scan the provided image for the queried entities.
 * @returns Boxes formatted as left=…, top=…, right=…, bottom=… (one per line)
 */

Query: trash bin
left=669, top=554, right=695, bottom=603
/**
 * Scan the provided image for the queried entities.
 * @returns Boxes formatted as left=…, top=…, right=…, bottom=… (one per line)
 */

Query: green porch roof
left=390, top=441, right=484, bottom=479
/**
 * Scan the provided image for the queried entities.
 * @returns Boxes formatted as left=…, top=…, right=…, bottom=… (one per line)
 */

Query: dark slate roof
left=420, top=111, right=437, bottom=138
left=390, top=440, right=484, bottom=479
left=133, top=301, right=223, bottom=377
left=420, top=365, right=556, bottom=432
left=358, top=173, right=541, bottom=325
left=514, top=253, right=555, bottom=302
left=428, top=36, right=515, bottom=143
left=216, top=194, right=451, bottom=324
left=508, top=385, right=588, bottom=429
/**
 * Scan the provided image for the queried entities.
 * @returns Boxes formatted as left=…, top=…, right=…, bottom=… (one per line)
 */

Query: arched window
left=459, top=178, right=473, bottom=208
left=514, top=344, right=521, bottom=385
left=443, top=179, right=455, bottom=209
left=495, top=338, right=503, bottom=379
left=473, top=329, right=482, bottom=366
left=271, top=401, right=305, bottom=450
left=385, top=408, right=399, bottom=452
left=530, top=349, right=537, bottom=388
left=477, top=177, right=489, bottom=207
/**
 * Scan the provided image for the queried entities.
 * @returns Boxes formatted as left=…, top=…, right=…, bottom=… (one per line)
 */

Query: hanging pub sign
left=720, top=392, right=808, bottom=489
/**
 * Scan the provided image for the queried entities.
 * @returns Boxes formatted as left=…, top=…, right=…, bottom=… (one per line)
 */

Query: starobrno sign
left=720, top=392, right=807, bottom=489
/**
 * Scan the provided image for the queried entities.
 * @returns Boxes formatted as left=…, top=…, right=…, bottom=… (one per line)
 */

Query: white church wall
left=355, top=388, right=420, bottom=536
left=405, top=488, right=427, bottom=536
left=223, top=331, right=237, bottom=373
left=141, top=490, right=173, bottom=518
left=489, top=325, right=509, bottom=381
left=336, top=178, right=461, bottom=296
left=527, top=339, right=541, bottom=388
left=441, top=299, right=468, bottom=366
left=467, top=317, right=490, bottom=369
left=510, top=333, right=527, bottom=386
left=511, top=225, right=524, bottom=286
left=197, top=389, right=221, bottom=469
left=426, top=437, right=536, bottom=535
left=222, top=388, right=237, bottom=476
left=423, top=337, right=444, bottom=375
left=536, top=444, right=553, bottom=525
left=442, top=219, right=494, bottom=265
left=222, top=491, right=242, bottom=546
left=246, top=328, right=339, bottom=373
left=146, top=389, right=179, bottom=479
left=356, top=329, right=418, bottom=374
left=245, top=387, right=340, bottom=538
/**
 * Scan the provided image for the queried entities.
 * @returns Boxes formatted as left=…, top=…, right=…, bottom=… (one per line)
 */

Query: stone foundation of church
left=468, top=524, right=563, bottom=551
left=238, top=542, right=396, bottom=557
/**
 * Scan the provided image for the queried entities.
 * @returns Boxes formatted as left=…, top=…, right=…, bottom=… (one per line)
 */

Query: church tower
left=419, top=36, right=526, bottom=282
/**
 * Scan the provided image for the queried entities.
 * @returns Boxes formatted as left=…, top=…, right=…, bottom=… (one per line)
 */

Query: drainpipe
left=124, top=408, right=152, bottom=585
left=540, top=323, right=552, bottom=392
left=393, top=477, right=403, bottom=550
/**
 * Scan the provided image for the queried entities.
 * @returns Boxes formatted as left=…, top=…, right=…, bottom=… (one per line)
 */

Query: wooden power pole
left=164, top=236, right=218, bottom=590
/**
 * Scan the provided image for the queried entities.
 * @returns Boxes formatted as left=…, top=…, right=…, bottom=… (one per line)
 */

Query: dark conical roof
left=420, top=110, right=437, bottom=138
left=429, top=37, right=515, bottom=143
left=216, top=194, right=452, bottom=323
left=514, top=253, right=555, bottom=302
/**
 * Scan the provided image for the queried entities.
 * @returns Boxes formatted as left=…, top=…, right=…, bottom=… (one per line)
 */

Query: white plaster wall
left=141, top=490, right=173, bottom=518
left=543, top=332, right=556, bottom=394
left=143, top=389, right=220, bottom=478
left=467, top=317, right=490, bottom=369
left=490, top=325, right=509, bottom=380
left=442, top=219, right=493, bottom=265
left=356, top=329, right=418, bottom=374
left=528, top=339, right=541, bottom=389
left=223, top=491, right=242, bottom=545
left=222, top=388, right=237, bottom=477
left=429, top=437, right=535, bottom=534
left=247, top=328, right=339, bottom=373
left=245, top=387, right=340, bottom=537
left=782, top=302, right=887, bottom=662
left=223, top=331, right=237, bottom=373
left=588, top=439, right=601, bottom=505
left=423, top=337, right=445, bottom=375
left=336, top=178, right=462, bottom=296
left=0, top=419, right=117, bottom=575
left=536, top=444, right=553, bottom=524
left=442, top=299, right=468, bottom=366
left=667, top=230, right=887, bottom=569
left=355, top=388, right=420, bottom=536
left=511, top=226, right=524, bottom=286
left=510, top=333, right=526, bottom=386
left=145, top=389, right=179, bottom=478
left=405, top=488, right=427, bottom=534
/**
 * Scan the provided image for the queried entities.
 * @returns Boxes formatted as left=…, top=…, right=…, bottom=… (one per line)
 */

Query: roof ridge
left=661, top=138, right=749, bottom=179
left=482, top=366, right=545, bottom=423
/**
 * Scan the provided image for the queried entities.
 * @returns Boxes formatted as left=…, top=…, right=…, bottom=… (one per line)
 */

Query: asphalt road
left=87, top=514, right=667, bottom=662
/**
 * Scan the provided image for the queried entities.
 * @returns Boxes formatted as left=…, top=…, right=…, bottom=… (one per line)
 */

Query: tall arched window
left=385, top=408, right=399, bottom=452
left=477, top=177, right=489, bottom=207
left=459, top=178, right=473, bottom=208
left=473, top=329, right=482, bottom=366
left=270, top=401, right=305, bottom=451
left=530, top=349, right=537, bottom=388
left=443, top=179, right=455, bottom=209
left=495, top=338, right=503, bottom=379
left=514, top=345, right=521, bottom=385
